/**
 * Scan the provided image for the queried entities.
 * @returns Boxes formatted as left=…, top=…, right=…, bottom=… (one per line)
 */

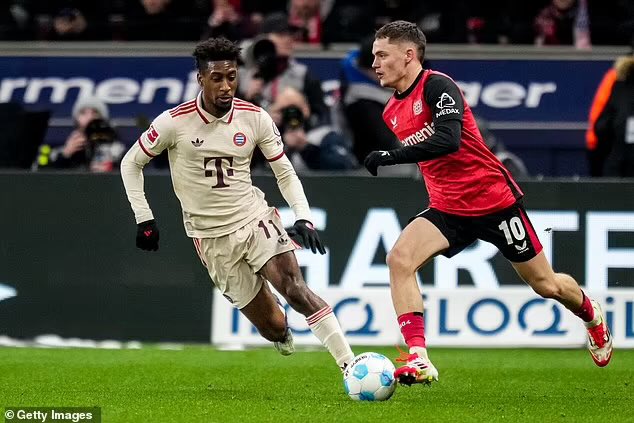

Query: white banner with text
left=212, top=288, right=634, bottom=348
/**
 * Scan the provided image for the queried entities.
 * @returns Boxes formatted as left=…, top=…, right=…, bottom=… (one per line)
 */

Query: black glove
left=286, top=219, right=326, bottom=255
left=364, top=150, right=396, bottom=176
left=136, top=219, right=159, bottom=251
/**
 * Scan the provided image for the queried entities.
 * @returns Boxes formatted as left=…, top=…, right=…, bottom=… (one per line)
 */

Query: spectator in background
left=534, top=0, right=575, bottom=45
left=377, top=0, right=519, bottom=45
left=35, top=96, right=125, bottom=172
left=200, top=0, right=256, bottom=41
left=241, top=12, right=329, bottom=128
left=0, top=1, right=33, bottom=40
left=594, top=50, right=634, bottom=177
left=439, top=0, right=513, bottom=44
left=587, top=37, right=634, bottom=176
left=340, top=37, right=400, bottom=164
left=123, top=0, right=200, bottom=40
left=534, top=0, right=591, bottom=47
left=285, top=0, right=372, bottom=44
left=199, top=0, right=291, bottom=41
left=240, top=13, right=356, bottom=171
left=268, top=87, right=357, bottom=170
left=586, top=62, right=619, bottom=176
left=52, top=8, right=89, bottom=40
left=33, top=0, right=110, bottom=40
left=324, top=0, right=379, bottom=44
left=239, top=0, right=286, bottom=18
left=288, top=0, right=323, bottom=44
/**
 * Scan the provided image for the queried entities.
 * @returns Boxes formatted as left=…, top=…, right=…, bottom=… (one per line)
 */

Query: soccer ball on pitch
left=343, top=352, right=396, bottom=401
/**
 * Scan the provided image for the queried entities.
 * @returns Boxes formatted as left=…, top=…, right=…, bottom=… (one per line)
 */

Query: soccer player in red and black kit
left=364, top=21, right=613, bottom=386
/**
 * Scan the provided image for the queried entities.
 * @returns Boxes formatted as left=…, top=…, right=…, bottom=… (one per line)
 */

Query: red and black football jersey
left=383, top=69, right=522, bottom=216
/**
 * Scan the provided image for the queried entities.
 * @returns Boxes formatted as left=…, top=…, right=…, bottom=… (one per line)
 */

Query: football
left=343, top=352, right=396, bottom=401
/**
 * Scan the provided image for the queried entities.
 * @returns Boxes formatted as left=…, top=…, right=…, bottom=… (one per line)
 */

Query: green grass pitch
left=1, top=346, right=632, bottom=422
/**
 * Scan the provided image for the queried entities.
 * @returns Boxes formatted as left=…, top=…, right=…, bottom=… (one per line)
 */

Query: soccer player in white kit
left=121, top=38, right=354, bottom=371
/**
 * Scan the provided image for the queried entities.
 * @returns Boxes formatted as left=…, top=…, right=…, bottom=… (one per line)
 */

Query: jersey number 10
left=498, top=217, right=526, bottom=245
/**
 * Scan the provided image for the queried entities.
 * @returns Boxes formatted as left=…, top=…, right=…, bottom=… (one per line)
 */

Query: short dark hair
left=375, top=21, right=426, bottom=62
left=192, top=37, right=241, bottom=72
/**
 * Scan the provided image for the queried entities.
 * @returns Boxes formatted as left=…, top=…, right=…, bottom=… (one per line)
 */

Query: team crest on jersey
left=147, top=125, right=159, bottom=143
left=413, top=100, right=423, bottom=115
left=272, top=121, right=281, bottom=137
left=233, top=132, right=247, bottom=146
left=191, top=138, right=204, bottom=147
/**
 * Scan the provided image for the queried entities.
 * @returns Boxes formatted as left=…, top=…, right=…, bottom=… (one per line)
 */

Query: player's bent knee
left=386, top=248, right=415, bottom=276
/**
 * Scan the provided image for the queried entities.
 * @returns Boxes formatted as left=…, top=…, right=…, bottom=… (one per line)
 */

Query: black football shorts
left=412, top=201, right=543, bottom=263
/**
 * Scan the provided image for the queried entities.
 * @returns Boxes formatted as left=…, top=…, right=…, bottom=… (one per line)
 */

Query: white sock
left=410, top=346, right=430, bottom=361
left=307, top=306, right=354, bottom=370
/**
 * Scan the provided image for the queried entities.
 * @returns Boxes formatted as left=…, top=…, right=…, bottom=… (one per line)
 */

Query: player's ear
left=405, top=47, right=415, bottom=64
left=196, top=71, right=203, bottom=88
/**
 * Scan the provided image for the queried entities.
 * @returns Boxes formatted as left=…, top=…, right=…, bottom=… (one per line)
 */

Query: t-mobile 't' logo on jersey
left=400, top=122, right=435, bottom=146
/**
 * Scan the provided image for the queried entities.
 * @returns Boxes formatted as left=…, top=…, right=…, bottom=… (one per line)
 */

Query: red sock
left=573, top=291, right=595, bottom=322
left=398, top=312, right=426, bottom=349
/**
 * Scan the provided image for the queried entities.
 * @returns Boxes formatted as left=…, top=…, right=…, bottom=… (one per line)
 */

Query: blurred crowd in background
left=1, top=0, right=633, bottom=46
left=1, top=0, right=633, bottom=177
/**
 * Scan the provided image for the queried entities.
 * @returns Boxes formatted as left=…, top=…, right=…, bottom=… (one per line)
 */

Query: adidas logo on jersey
left=191, top=138, right=204, bottom=147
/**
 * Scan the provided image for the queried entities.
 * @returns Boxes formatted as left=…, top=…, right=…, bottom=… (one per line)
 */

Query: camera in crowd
left=85, top=118, right=116, bottom=144
left=250, top=38, right=283, bottom=83
left=280, top=105, right=305, bottom=131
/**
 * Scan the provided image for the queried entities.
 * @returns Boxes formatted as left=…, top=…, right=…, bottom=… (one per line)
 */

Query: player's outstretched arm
left=364, top=74, right=464, bottom=176
left=121, top=113, right=174, bottom=251
left=363, top=119, right=461, bottom=175
left=120, top=143, right=160, bottom=251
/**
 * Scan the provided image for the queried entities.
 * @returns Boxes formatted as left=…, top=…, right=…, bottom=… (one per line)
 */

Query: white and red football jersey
left=126, top=93, right=303, bottom=238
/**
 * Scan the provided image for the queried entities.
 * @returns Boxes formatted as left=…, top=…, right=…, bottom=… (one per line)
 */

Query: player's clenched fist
left=287, top=220, right=326, bottom=255
left=364, top=150, right=396, bottom=176
left=136, top=219, right=160, bottom=251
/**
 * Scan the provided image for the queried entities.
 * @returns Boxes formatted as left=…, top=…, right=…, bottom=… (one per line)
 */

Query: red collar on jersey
left=195, top=93, right=234, bottom=125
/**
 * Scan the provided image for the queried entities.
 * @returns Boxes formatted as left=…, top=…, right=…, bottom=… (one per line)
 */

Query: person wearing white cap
left=35, top=95, right=124, bottom=171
